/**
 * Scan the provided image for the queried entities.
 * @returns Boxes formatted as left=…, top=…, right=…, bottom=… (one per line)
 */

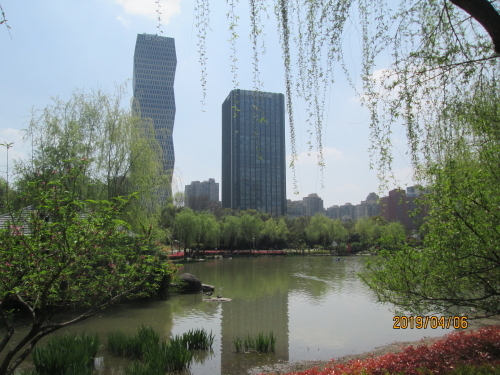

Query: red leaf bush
left=271, top=326, right=500, bottom=375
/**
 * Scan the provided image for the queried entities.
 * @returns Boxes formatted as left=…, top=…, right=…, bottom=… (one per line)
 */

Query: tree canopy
left=15, top=86, right=169, bottom=232
left=0, top=160, right=174, bottom=375
left=362, top=82, right=500, bottom=317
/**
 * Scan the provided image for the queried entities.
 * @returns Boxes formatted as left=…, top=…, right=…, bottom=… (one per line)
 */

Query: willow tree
left=192, top=0, right=500, bottom=314
left=363, top=84, right=500, bottom=316
left=17, top=85, right=170, bottom=231
left=193, top=0, right=500, bottom=189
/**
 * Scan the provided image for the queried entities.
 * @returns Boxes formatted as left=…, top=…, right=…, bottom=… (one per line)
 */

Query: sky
left=0, top=0, right=415, bottom=208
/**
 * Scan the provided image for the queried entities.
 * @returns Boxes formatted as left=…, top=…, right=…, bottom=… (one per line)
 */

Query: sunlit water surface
left=15, top=256, right=454, bottom=375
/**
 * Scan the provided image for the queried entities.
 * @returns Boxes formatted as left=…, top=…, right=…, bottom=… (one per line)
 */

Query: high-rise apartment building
left=185, top=178, right=220, bottom=211
left=133, top=33, right=176, bottom=196
left=222, top=89, right=286, bottom=216
left=302, top=193, right=324, bottom=216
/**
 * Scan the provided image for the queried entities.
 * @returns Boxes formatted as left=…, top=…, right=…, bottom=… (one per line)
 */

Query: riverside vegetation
left=19, top=326, right=214, bottom=375
left=233, top=332, right=276, bottom=354
left=272, top=326, right=500, bottom=375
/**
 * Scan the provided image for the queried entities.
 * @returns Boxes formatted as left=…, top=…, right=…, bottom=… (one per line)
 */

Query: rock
left=202, top=284, right=215, bottom=293
left=179, top=273, right=203, bottom=294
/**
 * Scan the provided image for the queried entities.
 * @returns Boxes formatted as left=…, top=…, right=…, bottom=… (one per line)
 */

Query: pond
left=16, top=255, right=454, bottom=375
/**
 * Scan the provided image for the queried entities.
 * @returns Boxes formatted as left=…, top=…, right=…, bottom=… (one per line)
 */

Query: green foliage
left=31, top=332, right=100, bottom=375
left=195, top=211, right=220, bottom=248
left=125, top=338, right=193, bottom=375
left=16, top=86, right=170, bottom=233
left=173, top=208, right=199, bottom=251
left=181, top=328, right=214, bottom=350
left=106, top=330, right=129, bottom=357
left=221, top=215, right=240, bottom=250
left=232, top=332, right=276, bottom=353
left=0, top=161, right=174, bottom=375
left=305, top=214, right=347, bottom=249
left=362, top=87, right=500, bottom=316
left=238, top=213, right=262, bottom=248
left=109, top=326, right=213, bottom=375
left=107, top=326, right=159, bottom=360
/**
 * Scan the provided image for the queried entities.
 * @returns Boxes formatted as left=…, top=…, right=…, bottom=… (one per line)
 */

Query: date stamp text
left=393, top=316, right=468, bottom=329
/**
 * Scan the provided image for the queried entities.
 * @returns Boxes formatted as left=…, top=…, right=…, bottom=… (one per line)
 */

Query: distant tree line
left=158, top=201, right=407, bottom=253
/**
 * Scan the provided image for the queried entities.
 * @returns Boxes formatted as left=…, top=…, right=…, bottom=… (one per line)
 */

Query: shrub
left=281, top=326, right=500, bottom=375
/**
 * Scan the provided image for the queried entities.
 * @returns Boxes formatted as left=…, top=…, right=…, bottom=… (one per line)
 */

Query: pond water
left=16, top=255, right=454, bottom=375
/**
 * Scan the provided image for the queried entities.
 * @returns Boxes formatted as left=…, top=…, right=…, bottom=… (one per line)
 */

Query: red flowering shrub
left=270, top=326, right=500, bottom=375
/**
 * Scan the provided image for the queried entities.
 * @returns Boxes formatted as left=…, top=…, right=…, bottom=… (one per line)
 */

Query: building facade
left=380, top=187, right=427, bottom=232
left=185, top=178, right=220, bottom=211
left=286, top=199, right=303, bottom=219
left=222, top=89, right=286, bottom=216
left=302, top=193, right=324, bottom=216
left=133, top=33, right=176, bottom=196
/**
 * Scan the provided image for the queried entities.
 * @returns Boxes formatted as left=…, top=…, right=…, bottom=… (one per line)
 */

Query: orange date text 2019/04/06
left=393, top=316, right=469, bottom=329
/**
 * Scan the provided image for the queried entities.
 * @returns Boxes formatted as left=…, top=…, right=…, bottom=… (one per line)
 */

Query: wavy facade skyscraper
left=133, top=33, right=176, bottom=196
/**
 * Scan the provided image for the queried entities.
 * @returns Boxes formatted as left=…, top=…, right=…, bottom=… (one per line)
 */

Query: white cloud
left=115, top=0, right=181, bottom=23
left=116, top=15, right=131, bottom=28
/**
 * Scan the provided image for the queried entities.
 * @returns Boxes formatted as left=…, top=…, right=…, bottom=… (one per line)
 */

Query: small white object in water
left=94, top=357, right=104, bottom=373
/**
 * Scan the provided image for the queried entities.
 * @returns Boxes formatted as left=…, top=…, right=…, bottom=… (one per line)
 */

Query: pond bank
left=249, top=316, right=500, bottom=375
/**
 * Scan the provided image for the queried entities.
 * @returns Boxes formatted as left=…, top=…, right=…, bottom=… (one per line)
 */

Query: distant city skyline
left=185, top=178, right=219, bottom=211
left=0, top=1, right=415, bottom=210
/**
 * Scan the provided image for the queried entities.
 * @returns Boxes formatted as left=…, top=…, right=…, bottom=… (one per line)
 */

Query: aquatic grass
left=107, top=330, right=129, bottom=357
left=181, top=328, right=214, bottom=350
left=128, top=336, right=193, bottom=375
left=233, top=332, right=276, bottom=353
left=163, top=335, right=194, bottom=372
left=110, top=326, right=213, bottom=373
left=254, top=331, right=276, bottom=353
left=233, top=337, right=243, bottom=353
left=107, top=325, right=159, bottom=360
left=31, top=332, right=100, bottom=375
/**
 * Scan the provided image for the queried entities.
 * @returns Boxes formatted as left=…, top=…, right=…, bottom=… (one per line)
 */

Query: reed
left=107, top=330, right=129, bottom=357
left=130, top=336, right=193, bottom=374
left=31, top=332, right=101, bottom=375
left=181, top=328, right=214, bottom=350
left=254, top=331, right=276, bottom=353
left=232, top=332, right=276, bottom=353
left=163, top=336, right=194, bottom=372
left=107, top=325, right=159, bottom=360
left=233, top=337, right=243, bottom=353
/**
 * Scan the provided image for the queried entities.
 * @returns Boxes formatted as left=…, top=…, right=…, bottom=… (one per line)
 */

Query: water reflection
left=16, top=256, right=453, bottom=375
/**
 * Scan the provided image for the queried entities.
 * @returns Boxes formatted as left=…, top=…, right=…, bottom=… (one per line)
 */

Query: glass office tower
left=222, top=89, right=286, bottom=216
left=133, top=33, right=176, bottom=195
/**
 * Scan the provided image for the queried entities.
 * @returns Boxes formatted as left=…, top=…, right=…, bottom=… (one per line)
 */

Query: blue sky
left=0, top=0, right=414, bottom=208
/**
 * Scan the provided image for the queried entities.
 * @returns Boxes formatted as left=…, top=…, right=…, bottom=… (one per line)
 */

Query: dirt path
left=248, top=316, right=500, bottom=375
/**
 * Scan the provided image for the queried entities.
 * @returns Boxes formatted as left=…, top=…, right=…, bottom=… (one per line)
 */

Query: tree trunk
left=449, top=0, right=500, bottom=54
